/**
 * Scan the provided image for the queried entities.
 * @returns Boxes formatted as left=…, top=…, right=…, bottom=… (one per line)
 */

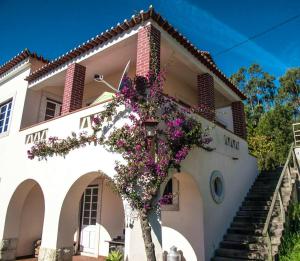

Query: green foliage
left=279, top=203, right=300, bottom=260
left=278, top=67, right=300, bottom=115
left=288, top=203, right=300, bottom=232
left=105, top=250, right=123, bottom=261
left=230, top=63, right=276, bottom=126
left=248, top=135, right=276, bottom=171
left=231, top=64, right=296, bottom=171
left=279, top=233, right=300, bottom=261
left=254, top=104, right=294, bottom=167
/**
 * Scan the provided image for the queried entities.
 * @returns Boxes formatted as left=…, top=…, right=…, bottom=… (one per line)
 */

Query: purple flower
left=92, top=115, right=101, bottom=125
left=27, top=150, right=34, bottom=160
left=116, top=140, right=125, bottom=148
left=158, top=194, right=173, bottom=205
left=173, top=130, right=183, bottom=139
left=135, top=144, right=142, bottom=151
left=167, top=118, right=184, bottom=128
left=174, top=146, right=189, bottom=164
left=48, top=136, right=58, bottom=143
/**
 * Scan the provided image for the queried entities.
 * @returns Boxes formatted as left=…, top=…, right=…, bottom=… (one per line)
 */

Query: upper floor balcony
left=20, top=21, right=246, bottom=142
left=21, top=97, right=247, bottom=163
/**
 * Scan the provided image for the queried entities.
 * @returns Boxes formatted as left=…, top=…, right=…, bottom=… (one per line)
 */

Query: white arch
left=2, top=179, right=45, bottom=258
left=161, top=172, right=205, bottom=261
left=52, top=171, right=125, bottom=258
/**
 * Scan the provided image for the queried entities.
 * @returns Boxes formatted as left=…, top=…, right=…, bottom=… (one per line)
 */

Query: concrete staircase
left=212, top=165, right=298, bottom=261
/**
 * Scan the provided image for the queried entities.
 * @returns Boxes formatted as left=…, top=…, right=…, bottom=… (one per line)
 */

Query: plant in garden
left=28, top=53, right=212, bottom=261
left=279, top=203, right=300, bottom=261
left=105, top=250, right=123, bottom=261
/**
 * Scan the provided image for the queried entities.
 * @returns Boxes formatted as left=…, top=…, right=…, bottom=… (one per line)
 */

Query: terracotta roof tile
left=25, top=6, right=246, bottom=100
left=0, top=49, right=49, bottom=77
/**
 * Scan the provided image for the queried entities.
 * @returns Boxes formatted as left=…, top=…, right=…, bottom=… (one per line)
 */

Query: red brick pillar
left=61, top=63, right=86, bottom=115
left=197, top=73, right=215, bottom=121
left=232, top=101, right=247, bottom=139
left=136, top=25, right=161, bottom=77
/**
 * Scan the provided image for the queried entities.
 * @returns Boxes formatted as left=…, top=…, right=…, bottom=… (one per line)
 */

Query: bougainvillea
left=27, top=71, right=212, bottom=261
left=28, top=72, right=212, bottom=210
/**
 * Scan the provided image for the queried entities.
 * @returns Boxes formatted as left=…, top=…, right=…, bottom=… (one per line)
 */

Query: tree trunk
left=139, top=209, right=157, bottom=261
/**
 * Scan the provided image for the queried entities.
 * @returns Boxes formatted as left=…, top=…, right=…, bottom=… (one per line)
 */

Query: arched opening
left=161, top=172, right=205, bottom=261
left=56, top=172, right=125, bottom=259
left=3, top=179, right=45, bottom=259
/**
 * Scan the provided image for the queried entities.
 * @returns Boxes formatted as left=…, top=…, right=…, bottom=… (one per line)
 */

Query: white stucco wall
left=181, top=116, right=258, bottom=260
left=162, top=172, right=205, bottom=261
left=0, top=27, right=258, bottom=261
left=0, top=93, right=257, bottom=260
left=216, top=106, right=234, bottom=132
left=98, top=180, right=125, bottom=256
left=17, top=184, right=44, bottom=257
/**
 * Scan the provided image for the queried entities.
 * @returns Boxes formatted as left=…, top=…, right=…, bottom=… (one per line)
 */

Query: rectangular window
left=0, top=99, right=12, bottom=134
left=44, top=98, right=62, bottom=121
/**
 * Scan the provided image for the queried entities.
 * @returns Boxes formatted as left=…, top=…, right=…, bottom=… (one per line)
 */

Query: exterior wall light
left=143, top=118, right=159, bottom=138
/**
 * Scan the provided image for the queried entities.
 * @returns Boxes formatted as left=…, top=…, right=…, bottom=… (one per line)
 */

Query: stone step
left=228, top=227, right=263, bottom=235
left=245, top=195, right=273, bottom=201
left=212, top=257, right=261, bottom=261
left=215, top=248, right=267, bottom=260
left=234, top=216, right=267, bottom=223
left=224, top=234, right=264, bottom=243
left=255, top=176, right=279, bottom=180
left=253, top=180, right=278, bottom=184
left=242, top=200, right=272, bottom=207
left=212, top=167, right=291, bottom=261
left=220, top=241, right=266, bottom=251
left=247, top=190, right=274, bottom=195
left=231, top=221, right=265, bottom=229
left=240, top=205, right=270, bottom=211
left=237, top=210, right=268, bottom=217
left=254, top=181, right=278, bottom=185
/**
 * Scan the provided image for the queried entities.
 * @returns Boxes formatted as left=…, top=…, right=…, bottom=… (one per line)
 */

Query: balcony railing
left=25, top=129, right=48, bottom=144
left=293, top=123, right=300, bottom=147
left=21, top=98, right=247, bottom=162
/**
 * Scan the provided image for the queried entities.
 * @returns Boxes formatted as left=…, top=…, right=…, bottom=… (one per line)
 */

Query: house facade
left=0, top=7, right=258, bottom=261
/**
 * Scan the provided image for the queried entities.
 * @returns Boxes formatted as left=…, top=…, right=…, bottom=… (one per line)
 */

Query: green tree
left=255, top=104, right=294, bottom=168
left=278, top=67, right=300, bottom=116
left=248, top=135, right=276, bottom=171
left=230, top=64, right=276, bottom=113
left=231, top=64, right=296, bottom=171
left=230, top=64, right=276, bottom=136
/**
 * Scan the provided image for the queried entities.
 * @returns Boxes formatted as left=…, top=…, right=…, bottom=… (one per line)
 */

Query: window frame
left=0, top=98, right=13, bottom=138
left=210, top=170, right=225, bottom=204
left=161, top=177, right=179, bottom=211
left=44, top=98, right=62, bottom=121
left=38, top=92, right=62, bottom=122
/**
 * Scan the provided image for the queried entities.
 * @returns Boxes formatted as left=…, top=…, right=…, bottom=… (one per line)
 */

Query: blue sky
left=0, top=0, right=299, bottom=79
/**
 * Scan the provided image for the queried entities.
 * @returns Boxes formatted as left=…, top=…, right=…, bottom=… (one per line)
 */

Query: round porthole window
left=210, top=171, right=225, bottom=204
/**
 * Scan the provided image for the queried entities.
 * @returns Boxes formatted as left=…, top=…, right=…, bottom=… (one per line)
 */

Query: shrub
left=106, top=250, right=123, bottom=261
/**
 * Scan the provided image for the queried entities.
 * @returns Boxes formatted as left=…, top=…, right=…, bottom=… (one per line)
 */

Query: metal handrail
left=293, top=123, right=300, bottom=147
left=292, top=149, right=300, bottom=180
left=262, top=143, right=294, bottom=236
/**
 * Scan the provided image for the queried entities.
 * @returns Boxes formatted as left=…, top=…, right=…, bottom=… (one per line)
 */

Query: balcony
left=21, top=95, right=248, bottom=163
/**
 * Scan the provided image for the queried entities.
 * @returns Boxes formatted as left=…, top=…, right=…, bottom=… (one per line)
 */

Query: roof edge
left=25, top=6, right=246, bottom=100
left=0, top=49, right=49, bottom=78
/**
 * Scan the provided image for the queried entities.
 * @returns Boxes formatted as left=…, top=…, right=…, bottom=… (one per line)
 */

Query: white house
left=0, top=7, right=258, bottom=261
